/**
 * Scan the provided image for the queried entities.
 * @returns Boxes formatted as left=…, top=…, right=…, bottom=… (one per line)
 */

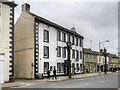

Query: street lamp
left=99, top=40, right=109, bottom=75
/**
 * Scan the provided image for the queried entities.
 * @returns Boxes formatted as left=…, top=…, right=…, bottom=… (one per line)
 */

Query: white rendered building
left=0, top=1, right=17, bottom=82
left=14, top=3, right=84, bottom=79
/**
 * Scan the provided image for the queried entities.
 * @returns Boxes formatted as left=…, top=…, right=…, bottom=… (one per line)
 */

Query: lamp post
left=99, top=40, right=109, bottom=75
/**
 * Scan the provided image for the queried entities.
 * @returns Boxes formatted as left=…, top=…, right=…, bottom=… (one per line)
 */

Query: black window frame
left=72, top=35, right=75, bottom=45
left=57, top=46, right=61, bottom=57
left=76, top=50, right=79, bottom=61
left=62, top=47, right=66, bottom=58
left=79, top=38, right=82, bottom=47
left=62, top=32, right=66, bottom=42
left=72, top=49, right=75, bottom=59
left=43, top=46, right=49, bottom=58
left=67, top=34, right=71, bottom=43
left=57, top=30, right=61, bottom=41
left=80, top=51, right=82, bottom=59
left=43, top=30, right=49, bottom=43
left=76, top=37, right=78, bottom=46
left=44, top=62, right=49, bottom=74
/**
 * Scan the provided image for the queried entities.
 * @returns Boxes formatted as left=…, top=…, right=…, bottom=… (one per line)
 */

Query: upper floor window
left=67, top=34, right=71, bottom=43
left=44, top=30, right=49, bottom=43
left=72, top=49, right=75, bottom=59
left=76, top=37, right=78, bottom=46
left=76, top=50, right=79, bottom=61
left=72, top=35, right=75, bottom=45
left=44, top=46, right=49, bottom=58
left=57, top=46, right=61, bottom=57
left=80, top=51, right=82, bottom=59
left=79, top=38, right=82, bottom=47
left=57, top=30, right=61, bottom=41
left=62, top=47, right=66, bottom=58
left=62, top=32, right=66, bottom=42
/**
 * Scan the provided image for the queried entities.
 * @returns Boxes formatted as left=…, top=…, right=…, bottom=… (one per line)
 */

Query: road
left=24, top=72, right=118, bottom=88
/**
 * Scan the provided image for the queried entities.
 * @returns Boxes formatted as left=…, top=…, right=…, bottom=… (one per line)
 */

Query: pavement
left=2, top=72, right=113, bottom=89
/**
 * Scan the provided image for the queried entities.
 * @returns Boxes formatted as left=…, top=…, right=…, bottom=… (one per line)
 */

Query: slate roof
left=108, top=54, right=119, bottom=58
left=28, top=12, right=84, bottom=39
left=83, top=48, right=99, bottom=55
left=0, top=0, right=17, bottom=7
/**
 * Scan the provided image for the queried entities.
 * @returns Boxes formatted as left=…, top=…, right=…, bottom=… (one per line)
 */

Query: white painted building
left=0, top=1, right=17, bottom=82
left=14, top=3, right=84, bottom=79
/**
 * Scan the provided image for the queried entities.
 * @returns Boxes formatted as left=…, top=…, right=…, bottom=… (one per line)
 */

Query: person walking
left=47, top=69, right=50, bottom=79
left=52, top=66, right=57, bottom=79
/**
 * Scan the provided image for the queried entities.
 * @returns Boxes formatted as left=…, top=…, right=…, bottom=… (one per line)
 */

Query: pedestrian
left=47, top=69, right=50, bottom=79
left=52, top=66, right=57, bottom=79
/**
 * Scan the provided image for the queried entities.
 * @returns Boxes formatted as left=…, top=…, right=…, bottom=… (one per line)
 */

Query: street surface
left=24, top=72, right=118, bottom=88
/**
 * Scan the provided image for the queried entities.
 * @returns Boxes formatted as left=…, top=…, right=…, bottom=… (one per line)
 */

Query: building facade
left=14, top=3, right=84, bottom=79
left=0, top=1, right=17, bottom=82
left=108, top=54, right=119, bottom=70
left=83, top=48, right=98, bottom=73
left=97, top=55, right=109, bottom=72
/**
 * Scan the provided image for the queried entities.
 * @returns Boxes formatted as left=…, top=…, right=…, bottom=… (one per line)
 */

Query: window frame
left=43, top=46, right=49, bottom=58
left=44, top=62, right=49, bottom=74
left=43, top=30, right=49, bottom=43
left=57, top=30, right=61, bottom=41
left=62, top=47, right=66, bottom=58
left=57, top=46, right=61, bottom=57
left=62, top=32, right=66, bottom=42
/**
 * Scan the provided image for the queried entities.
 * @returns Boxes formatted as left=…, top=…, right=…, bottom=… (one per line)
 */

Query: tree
left=100, top=48, right=109, bottom=74
left=65, top=42, right=72, bottom=78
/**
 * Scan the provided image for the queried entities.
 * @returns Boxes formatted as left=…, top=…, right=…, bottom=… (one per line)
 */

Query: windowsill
left=43, top=41, right=49, bottom=43
left=43, top=57, right=49, bottom=59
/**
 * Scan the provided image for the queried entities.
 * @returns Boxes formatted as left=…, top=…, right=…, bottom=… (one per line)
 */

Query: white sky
left=14, top=0, right=119, bottom=55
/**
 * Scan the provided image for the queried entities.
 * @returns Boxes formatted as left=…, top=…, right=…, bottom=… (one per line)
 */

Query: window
left=57, top=46, right=61, bottom=57
left=62, top=32, right=66, bottom=42
left=72, top=36, right=75, bottom=45
left=57, top=63, right=64, bottom=73
left=76, top=63, right=79, bottom=72
left=76, top=50, right=79, bottom=61
left=57, top=30, right=61, bottom=41
left=62, top=47, right=66, bottom=58
left=44, top=62, right=49, bottom=73
left=44, top=30, right=49, bottom=43
left=44, top=46, right=49, bottom=58
left=72, top=49, right=75, bottom=59
left=80, top=51, right=82, bottom=59
left=80, top=64, right=83, bottom=71
left=67, top=34, right=70, bottom=42
left=79, top=38, right=82, bottom=47
left=76, top=37, right=78, bottom=46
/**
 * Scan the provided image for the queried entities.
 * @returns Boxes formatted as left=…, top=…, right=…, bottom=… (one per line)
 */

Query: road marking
left=100, top=81, right=104, bottom=82
left=12, top=83, right=36, bottom=88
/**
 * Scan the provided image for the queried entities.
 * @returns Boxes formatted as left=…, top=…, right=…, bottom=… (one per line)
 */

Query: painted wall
left=0, top=3, right=12, bottom=82
left=14, top=11, right=35, bottom=79
left=38, top=23, right=83, bottom=75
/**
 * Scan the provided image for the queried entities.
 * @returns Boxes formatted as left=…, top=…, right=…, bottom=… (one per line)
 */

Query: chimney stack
left=22, top=3, right=30, bottom=12
left=71, top=26, right=76, bottom=32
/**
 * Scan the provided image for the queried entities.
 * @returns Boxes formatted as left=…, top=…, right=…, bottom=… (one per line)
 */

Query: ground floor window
left=57, top=63, right=64, bottom=73
left=44, top=62, right=49, bottom=74
left=80, top=64, right=83, bottom=71
left=76, top=63, right=79, bottom=72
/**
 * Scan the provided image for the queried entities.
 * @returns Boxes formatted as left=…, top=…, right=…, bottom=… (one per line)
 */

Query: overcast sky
left=14, top=0, right=119, bottom=55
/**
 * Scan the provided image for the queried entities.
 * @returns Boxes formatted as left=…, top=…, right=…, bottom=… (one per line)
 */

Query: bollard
left=0, top=53, right=4, bottom=90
